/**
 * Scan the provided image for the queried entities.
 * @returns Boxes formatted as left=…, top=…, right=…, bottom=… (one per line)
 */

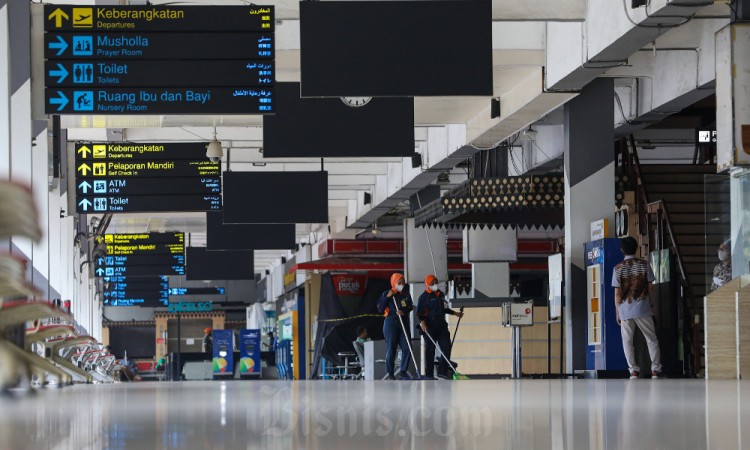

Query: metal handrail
left=646, top=200, right=691, bottom=297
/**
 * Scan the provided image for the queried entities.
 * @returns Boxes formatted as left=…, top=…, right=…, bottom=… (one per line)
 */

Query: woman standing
left=377, top=273, right=413, bottom=380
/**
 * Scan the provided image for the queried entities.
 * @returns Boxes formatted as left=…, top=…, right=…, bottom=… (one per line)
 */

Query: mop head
left=452, top=372, right=470, bottom=380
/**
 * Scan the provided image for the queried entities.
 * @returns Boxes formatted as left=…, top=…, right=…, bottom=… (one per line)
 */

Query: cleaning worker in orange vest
left=417, top=275, right=463, bottom=379
left=377, top=273, right=414, bottom=380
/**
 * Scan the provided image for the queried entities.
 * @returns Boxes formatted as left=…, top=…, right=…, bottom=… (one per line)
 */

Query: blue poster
left=239, top=329, right=261, bottom=377
left=212, top=329, right=234, bottom=378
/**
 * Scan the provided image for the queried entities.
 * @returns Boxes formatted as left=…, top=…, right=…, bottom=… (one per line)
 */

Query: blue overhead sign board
left=43, top=5, right=275, bottom=115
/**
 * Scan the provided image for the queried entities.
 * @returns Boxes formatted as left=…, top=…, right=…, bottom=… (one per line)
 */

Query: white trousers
left=620, top=316, right=662, bottom=372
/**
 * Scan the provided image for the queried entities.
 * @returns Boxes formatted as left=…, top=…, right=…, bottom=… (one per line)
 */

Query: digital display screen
left=263, top=82, right=414, bottom=158
left=222, top=171, right=328, bottom=224
left=206, top=211, right=296, bottom=250
left=299, top=0, right=492, bottom=97
left=186, top=247, right=254, bottom=280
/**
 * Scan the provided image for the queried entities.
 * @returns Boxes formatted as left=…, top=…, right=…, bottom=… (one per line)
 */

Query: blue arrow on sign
left=78, top=198, right=92, bottom=211
left=48, top=63, right=69, bottom=83
left=95, top=268, right=104, bottom=276
left=48, top=36, right=68, bottom=56
left=78, top=180, right=92, bottom=194
left=97, top=257, right=104, bottom=265
left=49, top=91, right=69, bottom=111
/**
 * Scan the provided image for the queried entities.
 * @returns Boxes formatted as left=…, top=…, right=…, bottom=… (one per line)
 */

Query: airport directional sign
left=168, top=287, right=226, bottom=296
left=46, top=87, right=273, bottom=114
left=75, top=160, right=219, bottom=178
left=104, top=289, right=169, bottom=307
left=44, top=5, right=274, bottom=32
left=44, top=32, right=274, bottom=60
left=99, top=264, right=185, bottom=277
left=75, top=143, right=213, bottom=161
left=104, top=242, right=184, bottom=256
left=103, top=232, right=184, bottom=245
left=103, top=276, right=169, bottom=290
left=96, top=254, right=185, bottom=268
left=43, top=5, right=275, bottom=116
left=45, top=60, right=274, bottom=87
left=77, top=177, right=220, bottom=196
left=77, top=194, right=222, bottom=213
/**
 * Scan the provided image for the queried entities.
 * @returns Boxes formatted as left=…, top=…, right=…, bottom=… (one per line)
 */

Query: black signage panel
left=46, top=87, right=273, bottom=114
left=96, top=254, right=185, bottom=268
left=45, top=32, right=274, bottom=60
left=44, top=5, right=274, bottom=32
left=103, top=232, right=184, bottom=245
left=105, top=242, right=184, bottom=256
left=264, top=82, right=415, bottom=158
left=77, top=177, right=220, bottom=196
left=299, top=0, right=492, bottom=97
left=186, top=247, right=254, bottom=281
left=46, top=60, right=275, bottom=87
left=223, top=171, right=328, bottom=224
left=76, top=160, right=219, bottom=178
left=75, top=143, right=210, bottom=161
left=98, top=265, right=185, bottom=277
left=77, top=194, right=221, bottom=213
left=206, top=211, right=296, bottom=250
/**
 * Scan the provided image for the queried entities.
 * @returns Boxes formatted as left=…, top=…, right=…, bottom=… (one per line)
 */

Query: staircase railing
left=621, top=136, right=696, bottom=377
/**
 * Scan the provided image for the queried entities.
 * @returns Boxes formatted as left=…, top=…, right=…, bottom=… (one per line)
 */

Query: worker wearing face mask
left=377, top=273, right=413, bottom=380
left=711, top=240, right=732, bottom=292
left=417, top=275, right=463, bottom=379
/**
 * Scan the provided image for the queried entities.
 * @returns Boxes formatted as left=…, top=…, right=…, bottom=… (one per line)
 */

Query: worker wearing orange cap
left=417, top=275, right=463, bottom=379
left=377, top=273, right=414, bottom=379
left=202, top=328, right=213, bottom=354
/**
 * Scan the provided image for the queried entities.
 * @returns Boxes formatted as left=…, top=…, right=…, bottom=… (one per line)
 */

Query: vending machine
left=584, top=239, right=627, bottom=374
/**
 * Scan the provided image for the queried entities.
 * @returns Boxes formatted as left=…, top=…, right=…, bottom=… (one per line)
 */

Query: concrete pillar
left=563, top=78, right=615, bottom=372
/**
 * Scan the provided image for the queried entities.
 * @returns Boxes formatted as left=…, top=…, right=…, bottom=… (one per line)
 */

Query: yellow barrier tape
left=317, top=314, right=385, bottom=323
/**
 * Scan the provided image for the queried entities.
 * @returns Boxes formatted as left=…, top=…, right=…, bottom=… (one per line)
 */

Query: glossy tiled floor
left=0, top=379, right=748, bottom=449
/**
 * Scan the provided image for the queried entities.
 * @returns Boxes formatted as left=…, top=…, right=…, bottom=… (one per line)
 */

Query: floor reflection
left=0, top=379, right=747, bottom=449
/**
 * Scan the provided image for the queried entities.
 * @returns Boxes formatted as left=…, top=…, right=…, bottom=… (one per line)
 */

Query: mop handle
left=451, top=306, right=464, bottom=348
left=423, top=330, right=458, bottom=374
left=393, top=296, right=420, bottom=373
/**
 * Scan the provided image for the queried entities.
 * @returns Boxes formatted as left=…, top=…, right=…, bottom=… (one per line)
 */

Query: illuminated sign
left=43, top=5, right=276, bottom=115
left=45, top=32, right=275, bottom=60
left=76, top=143, right=209, bottom=161
left=44, top=5, right=274, bottom=32
left=168, top=287, right=225, bottom=296
left=168, top=301, right=213, bottom=313
left=74, top=144, right=222, bottom=213
left=45, top=60, right=274, bottom=87
left=94, top=233, right=185, bottom=278
left=102, top=232, right=184, bottom=245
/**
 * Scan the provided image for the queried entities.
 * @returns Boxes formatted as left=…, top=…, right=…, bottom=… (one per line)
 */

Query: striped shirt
left=612, top=256, right=655, bottom=320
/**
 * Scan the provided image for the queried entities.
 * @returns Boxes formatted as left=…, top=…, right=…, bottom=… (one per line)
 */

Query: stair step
left=673, top=224, right=728, bottom=235
left=639, top=164, right=717, bottom=174
left=644, top=183, right=729, bottom=194
left=674, top=234, right=727, bottom=246
left=663, top=203, right=713, bottom=214
left=649, top=193, right=708, bottom=203
left=666, top=213, right=730, bottom=224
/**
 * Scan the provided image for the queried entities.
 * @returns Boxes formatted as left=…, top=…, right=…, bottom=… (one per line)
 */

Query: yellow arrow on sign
left=77, top=145, right=91, bottom=158
left=77, top=163, right=91, bottom=176
left=48, top=8, right=69, bottom=28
